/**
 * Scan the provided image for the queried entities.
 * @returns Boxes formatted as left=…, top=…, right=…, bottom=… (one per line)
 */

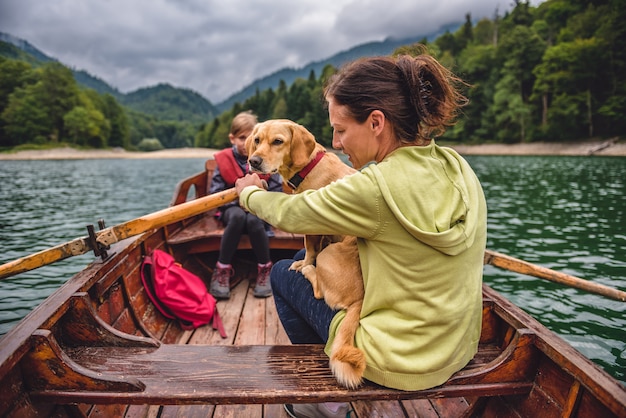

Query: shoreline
left=0, top=139, right=625, bottom=160
left=0, top=147, right=219, bottom=160
left=450, top=138, right=626, bottom=157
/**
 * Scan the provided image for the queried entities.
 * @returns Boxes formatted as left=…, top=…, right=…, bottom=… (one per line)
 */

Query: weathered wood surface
left=26, top=296, right=534, bottom=405
left=12, top=268, right=625, bottom=417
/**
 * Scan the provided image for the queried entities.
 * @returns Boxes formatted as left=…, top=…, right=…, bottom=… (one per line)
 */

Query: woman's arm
left=239, top=172, right=383, bottom=239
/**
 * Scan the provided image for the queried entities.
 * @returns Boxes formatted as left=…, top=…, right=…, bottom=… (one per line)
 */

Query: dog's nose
left=249, top=155, right=263, bottom=170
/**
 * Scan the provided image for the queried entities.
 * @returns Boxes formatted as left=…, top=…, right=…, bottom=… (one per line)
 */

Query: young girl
left=209, top=111, right=283, bottom=299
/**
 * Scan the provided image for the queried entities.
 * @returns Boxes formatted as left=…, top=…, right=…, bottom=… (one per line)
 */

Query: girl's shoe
left=253, top=261, right=273, bottom=297
left=209, top=264, right=233, bottom=299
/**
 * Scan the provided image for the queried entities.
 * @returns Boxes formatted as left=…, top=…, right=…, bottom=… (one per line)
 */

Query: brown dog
left=247, top=119, right=366, bottom=389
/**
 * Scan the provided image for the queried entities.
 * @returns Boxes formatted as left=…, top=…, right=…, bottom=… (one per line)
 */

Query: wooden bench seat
left=166, top=158, right=303, bottom=254
left=32, top=340, right=534, bottom=405
left=24, top=293, right=537, bottom=406
left=166, top=214, right=302, bottom=254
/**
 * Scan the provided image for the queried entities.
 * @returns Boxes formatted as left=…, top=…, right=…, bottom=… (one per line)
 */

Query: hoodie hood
left=367, top=143, right=484, bottom=256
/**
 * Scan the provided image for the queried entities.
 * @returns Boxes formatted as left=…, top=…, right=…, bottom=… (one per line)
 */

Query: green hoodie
left=239, top=141, right=487, bottom=391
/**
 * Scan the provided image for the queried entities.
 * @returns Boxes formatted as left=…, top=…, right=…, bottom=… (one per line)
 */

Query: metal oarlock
left=86, top=220, right=110, bottom=261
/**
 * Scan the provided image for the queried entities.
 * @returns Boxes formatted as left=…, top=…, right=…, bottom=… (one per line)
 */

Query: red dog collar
left=287, top=151, right=325, bottom=190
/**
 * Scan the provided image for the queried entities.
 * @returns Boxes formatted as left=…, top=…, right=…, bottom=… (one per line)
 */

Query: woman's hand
left=235, top=173, right=265, bottom=195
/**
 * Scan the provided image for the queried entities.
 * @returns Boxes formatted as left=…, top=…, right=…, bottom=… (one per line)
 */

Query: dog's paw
left=330, top=346, right=367, bottom=389
left=289, top=260, right=306, bottom=272
left=301, top=264, right=315, bottom=280
left=301, top=265, right=324, bottom=299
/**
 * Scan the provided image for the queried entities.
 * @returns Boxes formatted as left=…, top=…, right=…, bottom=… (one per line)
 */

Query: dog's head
left=246, top=119, right=319, bottom=179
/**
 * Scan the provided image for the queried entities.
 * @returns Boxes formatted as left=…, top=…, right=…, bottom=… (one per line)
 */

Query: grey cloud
left=334, top=0, right=503, bottom=40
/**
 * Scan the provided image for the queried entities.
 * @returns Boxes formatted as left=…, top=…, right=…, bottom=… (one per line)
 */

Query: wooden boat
left=0, top=159, right=624, bottom=418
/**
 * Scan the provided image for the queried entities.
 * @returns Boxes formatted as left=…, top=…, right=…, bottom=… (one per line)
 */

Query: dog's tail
left=330, top=301, right=366, bottom=389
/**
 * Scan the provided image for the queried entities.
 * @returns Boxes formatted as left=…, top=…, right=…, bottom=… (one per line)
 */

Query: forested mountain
left=200, top=0, right=626, bottom=148
left=122, top=84, right=217, bottom=124
left=0, top=58, right=130, bottom=149
left=0, top=33, right=51, bottom=63
left=71, top=70, right=121, bottom=98
left=0, top=32, right=218, bottom=123
left=0, top=53, right=210, bottom=150
left=0, top=33, right=218, bottom=150
left=215, top=23, right=460, bottom=112
left=0, top=32, right=122, bottom=98
left=1, top=27, right=458, bottom=117
left=0, top=39, right=42, bottom=66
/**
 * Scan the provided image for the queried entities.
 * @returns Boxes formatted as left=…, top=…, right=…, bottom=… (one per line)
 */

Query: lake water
left=0, top=156, right=624, bottom=384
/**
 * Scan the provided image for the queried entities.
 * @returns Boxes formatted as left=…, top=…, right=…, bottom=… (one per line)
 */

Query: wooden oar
left=0, top=189, right=239, bottom=280
left=484, top=249, right=626, bottom=302
left=2, top=188, right=624, bottom=303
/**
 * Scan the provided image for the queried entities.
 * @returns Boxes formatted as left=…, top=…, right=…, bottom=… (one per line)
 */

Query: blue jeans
left=271, top=249, right=338, bottom=344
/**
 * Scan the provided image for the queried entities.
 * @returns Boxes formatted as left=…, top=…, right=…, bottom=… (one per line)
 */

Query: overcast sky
left=0, top=0, right=541, bottom=104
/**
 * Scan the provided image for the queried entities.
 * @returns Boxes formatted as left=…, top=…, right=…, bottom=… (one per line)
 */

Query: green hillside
left=122, top=83, right=217, bottom=124
left=0, top=32, right=218, bottom=124
left=0, top=35, right=216, bottom=150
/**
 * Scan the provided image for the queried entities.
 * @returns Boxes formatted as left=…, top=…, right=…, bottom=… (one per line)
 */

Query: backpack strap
left=214, top=149, right=244, bottom=186
left=212, top=310, right=227, bottom=339
left=214, top=148, right=272, bottom=186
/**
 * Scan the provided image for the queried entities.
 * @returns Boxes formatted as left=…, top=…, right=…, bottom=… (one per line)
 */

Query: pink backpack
left=141, top=249, right=226, bottom=337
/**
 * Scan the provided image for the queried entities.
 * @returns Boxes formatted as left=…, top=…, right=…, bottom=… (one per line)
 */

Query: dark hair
left=324, top=47, right=468, bottom=142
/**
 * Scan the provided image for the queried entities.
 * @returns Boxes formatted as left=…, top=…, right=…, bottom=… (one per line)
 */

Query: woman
left=236, top=50, right=487, bottom=418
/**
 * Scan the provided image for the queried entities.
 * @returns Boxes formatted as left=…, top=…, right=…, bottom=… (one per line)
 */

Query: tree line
left=0, top=59, right=200, bottom=150
left=1, top=0, right=624, bottom=150
left=0, top=59, right=128, bottom=148
left=198, top=0, right=625, bottom=149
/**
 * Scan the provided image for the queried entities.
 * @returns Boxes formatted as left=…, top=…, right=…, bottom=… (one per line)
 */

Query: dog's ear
left=289, top=122, right=316, bottom=167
